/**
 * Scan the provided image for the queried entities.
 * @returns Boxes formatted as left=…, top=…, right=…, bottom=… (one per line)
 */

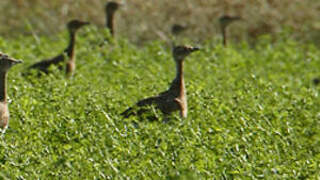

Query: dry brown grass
left=1, top=0, right=320, bottom=44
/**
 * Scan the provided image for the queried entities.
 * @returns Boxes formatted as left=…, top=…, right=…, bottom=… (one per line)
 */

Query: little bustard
left=0, top=53, right=23, bottom=133
left=219, top=15, right=241, bottom=46
left=121, top=45, right=200, bottom=119
left=105, top=1, right=121, bottom=36
left=170, top=24, right=188, bottom=48
left=171, top=24, right=187, bottom=36
left=28, top=20, right=90, bottom=77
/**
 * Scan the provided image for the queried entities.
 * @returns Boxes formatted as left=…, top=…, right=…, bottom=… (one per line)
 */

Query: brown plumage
left=0, top=53, right=23, bottom=133
left=28, top=20, right=89, bottom=76
left=219, top=15, right=241, bottom=46
left=121, top=45, right=200, bottom=119
left=105, top=2, right=121, bottom=36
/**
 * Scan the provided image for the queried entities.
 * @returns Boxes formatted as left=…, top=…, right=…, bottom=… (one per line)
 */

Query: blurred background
left=1, top=0, right=320, bottom=45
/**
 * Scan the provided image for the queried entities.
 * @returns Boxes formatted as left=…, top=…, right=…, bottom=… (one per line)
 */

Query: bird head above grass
left=173, top=45, right=200, bottom=62
left=105, top=1, right=122, bottom=14
left=219, top=15, right=241, bottom=29
left=67, top=20, right=90, bottom=33
left=0, top=53, right=23, bottom=72
left=171, top=24, right=188, bottom=36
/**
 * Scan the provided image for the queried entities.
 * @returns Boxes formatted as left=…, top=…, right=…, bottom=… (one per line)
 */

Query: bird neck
left=106, top=11, right=115, bottom=36
left=221, top=25, right=227, bottom=46
left=169, top=59, right=185, bottom=96
left=65, top=30, right=77, bottom=61
left=0, top=72, right=8, bottom=102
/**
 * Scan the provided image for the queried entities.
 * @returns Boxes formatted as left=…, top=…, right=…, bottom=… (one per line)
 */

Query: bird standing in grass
left=0, top=53, right=23, bottom=133
left=121, top=45, right=200, bottom=119
left=28, top=20, right=90, bottom=77
left=219, top=15, right=241, bottom=46
left=105, top=2, right=121, bottom=36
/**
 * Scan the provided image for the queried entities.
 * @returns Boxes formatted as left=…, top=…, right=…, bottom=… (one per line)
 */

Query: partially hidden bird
left=121, top=45, right=200, bottom=119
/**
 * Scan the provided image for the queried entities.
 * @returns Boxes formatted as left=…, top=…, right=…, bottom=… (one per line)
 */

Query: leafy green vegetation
left=0, top=27, right=320, bottom=179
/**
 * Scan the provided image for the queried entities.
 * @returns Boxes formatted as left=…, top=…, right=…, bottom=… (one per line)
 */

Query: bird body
left=121, top=45, right=199, bottom=119
left=28, top=20, right=89, bottom=76
left=28, top=54, right=65, bottom=73
left=0, top=53, right=22, bottom=133
left=127, top=78, right=187, bottom=118
left=0, top=101, right=9, bottom=130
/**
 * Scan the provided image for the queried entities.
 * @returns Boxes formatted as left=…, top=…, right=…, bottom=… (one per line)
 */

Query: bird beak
left=12, top=59, right=23, bottom=64
left=191, top=47, right=200, bottom=52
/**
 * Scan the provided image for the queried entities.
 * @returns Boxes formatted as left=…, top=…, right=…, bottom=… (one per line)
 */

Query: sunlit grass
left=0, top=27, right=319, bottom=178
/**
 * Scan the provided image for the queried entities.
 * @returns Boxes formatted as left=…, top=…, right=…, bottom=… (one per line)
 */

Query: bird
left=171, top=24, right=188, bottom=36
left=219, top=15, right=241, bottom=46
left=105, top=1, right=121, bottom=36
left=28, top=20, right=90, bottom=77
left=121, top=45, right=200, bottom=119
left=170, top=24, right=188, bottom=48
left=0, top=53, right=23, bottom=133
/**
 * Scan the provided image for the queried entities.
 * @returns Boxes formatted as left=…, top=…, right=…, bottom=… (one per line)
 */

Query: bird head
left=105, top=2, right=122, bottom=14
left=0, top=53, right=23, bottom=72
left=173, top=45, right=200, bottom=62
left=171, top=24, right=188, bottom=36
left=219, top=15, right=241, bottom=29
left=67, top=20, right=90, bottom=33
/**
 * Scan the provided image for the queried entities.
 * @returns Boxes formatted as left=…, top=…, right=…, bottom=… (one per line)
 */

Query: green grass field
left=0, top=26, right=320, bottom=179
